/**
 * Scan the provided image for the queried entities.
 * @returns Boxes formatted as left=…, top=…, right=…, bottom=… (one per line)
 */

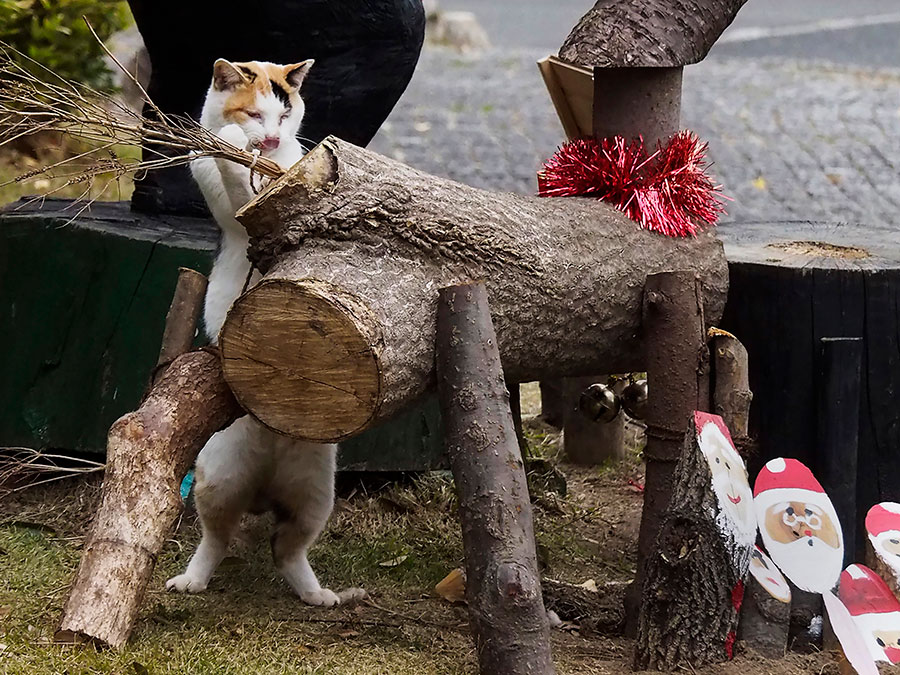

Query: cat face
left=201, top=59, right=314, bottom=155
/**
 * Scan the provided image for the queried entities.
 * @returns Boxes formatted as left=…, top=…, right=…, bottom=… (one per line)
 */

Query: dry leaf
left=578, top=579, right=598, bottom=592
left=378, top=554, right=409, bottom=568
left=752, top=176, right=767, bottom=190
left=435, top=568, right=467, bottom=604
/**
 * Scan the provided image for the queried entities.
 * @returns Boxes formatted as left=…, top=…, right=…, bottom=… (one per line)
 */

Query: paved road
left=370, top=1, right=900, bottom=229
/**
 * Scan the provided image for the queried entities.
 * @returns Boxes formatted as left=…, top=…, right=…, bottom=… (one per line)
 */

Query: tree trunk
left=711, top=329, right=752, bottom=448
left=558, top=0, right=749, bottom=68
left=219, top=138, right=728, bottom=443
left=435, top=281, right=554, bottom=675
left=737, top=574, right=790, bottom=659
left=625, top=271, right=711, bottom=635
left=718, top=221, right=900, bottom=552
left=634, top=414, right=754, bottom=670
left=56, top=350, right=240, bottom=648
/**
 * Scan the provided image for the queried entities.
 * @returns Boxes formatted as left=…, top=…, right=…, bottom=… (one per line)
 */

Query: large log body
left=220, top=137, right=728, bottom=442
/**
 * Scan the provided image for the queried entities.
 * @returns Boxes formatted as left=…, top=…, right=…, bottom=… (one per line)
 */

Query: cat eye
left=280, top=112, right=291, bottom=121
left=246, top=110, right=262, bottom=120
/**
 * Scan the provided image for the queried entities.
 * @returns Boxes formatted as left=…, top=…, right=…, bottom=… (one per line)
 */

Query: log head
left=219, top=278, right=383, bottom=442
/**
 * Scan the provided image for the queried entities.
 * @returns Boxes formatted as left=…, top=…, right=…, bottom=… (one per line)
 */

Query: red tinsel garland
left=537, top=131, right=728, bottom=237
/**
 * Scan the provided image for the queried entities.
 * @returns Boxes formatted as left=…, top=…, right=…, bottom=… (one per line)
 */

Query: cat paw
left=337, top=587, right=368, bottom=604
left=299, top=588, right=342, bottom=607
left=166, top=574, right=208, bottom=594
left=218, top=124, right=249, bottom=151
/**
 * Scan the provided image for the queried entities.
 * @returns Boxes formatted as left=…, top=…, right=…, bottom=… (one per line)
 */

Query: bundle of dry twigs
left=0, top=447, right=104, bottom=498
left=0, top=24, right=284, bottom=209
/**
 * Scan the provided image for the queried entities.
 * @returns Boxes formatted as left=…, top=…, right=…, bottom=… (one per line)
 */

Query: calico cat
left=166, top=59, right=365, bottom=607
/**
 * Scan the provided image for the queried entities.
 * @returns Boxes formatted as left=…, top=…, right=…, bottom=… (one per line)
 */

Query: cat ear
left=283, top=60, right=315, bottom=90
left=213, top=59, right=248, bottom=91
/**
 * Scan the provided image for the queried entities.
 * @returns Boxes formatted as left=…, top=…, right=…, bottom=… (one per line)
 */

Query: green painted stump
left=0, top=199, right=443, bottom=471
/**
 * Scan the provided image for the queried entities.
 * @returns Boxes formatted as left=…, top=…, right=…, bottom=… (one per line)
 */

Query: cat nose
left=259, top=137, right=280, bottom=150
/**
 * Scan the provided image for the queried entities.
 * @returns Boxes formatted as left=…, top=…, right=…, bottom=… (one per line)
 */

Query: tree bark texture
left=717, top=221, right=900, bottom=555
left=634, top=418, right=753, bottom=670
left=220, top=137, right=728, bottom=443
left=625, top=271, right=711, bottom=635
left=711, top=329, right=752, bottom=448
left=558, top=0, right=749, bottom=68
left=56, top=350, right=240, bottom=648
left=737, top=574, right=790, bottom=659
left=435, top=282, right=554, bottom=675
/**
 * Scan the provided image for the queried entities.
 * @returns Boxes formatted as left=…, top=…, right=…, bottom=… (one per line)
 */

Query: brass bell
left=578, top=383, right=620, bottom=423
left=621, top=379, right=648, bottom=420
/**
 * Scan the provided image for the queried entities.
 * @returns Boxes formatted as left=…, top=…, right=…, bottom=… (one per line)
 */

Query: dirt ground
left=0, top=386, right=857, bottom=674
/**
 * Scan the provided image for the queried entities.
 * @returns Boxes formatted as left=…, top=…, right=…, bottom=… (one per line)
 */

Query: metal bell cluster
left=577, top=378, right=648, bottom=423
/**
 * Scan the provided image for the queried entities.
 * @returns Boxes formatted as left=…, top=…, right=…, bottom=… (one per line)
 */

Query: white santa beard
left=849, top=611, right=900, bottom=663
left=763, top=536, right=843, bottom=593
left=710, top=471, right=756, bottom=545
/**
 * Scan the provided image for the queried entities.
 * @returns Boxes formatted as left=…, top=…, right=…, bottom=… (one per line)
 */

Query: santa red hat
left=866, top=503, right=900, bottom=538
left=839, top=564, right=900, bottom=617
left=694, top=411, right=734, bottom=447
left=753, top=457, right=824, bottom=498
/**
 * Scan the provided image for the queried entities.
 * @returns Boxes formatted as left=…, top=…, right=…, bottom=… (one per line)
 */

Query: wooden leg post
left=436, top=281, right=554, bottom=675
left=56, top=270, right=240, bottom=648
left=625, top=271, right=711, bottom=635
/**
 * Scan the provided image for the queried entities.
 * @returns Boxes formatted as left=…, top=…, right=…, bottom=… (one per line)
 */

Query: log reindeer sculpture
left=218, top=137, right=729, bottom=442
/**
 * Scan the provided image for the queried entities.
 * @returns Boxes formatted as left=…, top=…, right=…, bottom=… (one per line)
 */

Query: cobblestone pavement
left=370, top=48, right=900, bottom=228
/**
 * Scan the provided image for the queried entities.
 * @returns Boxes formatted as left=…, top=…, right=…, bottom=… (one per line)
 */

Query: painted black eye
left=877, top=638, right=886, bottom=647
left=725, top=462, right=731, bottom=470
left=786, top=506, right=794, bottom=515
left=890, top=539, right=899, bottom=545
left=805, top=508, right=813, bottom=516
left=715, top=457, right=720, bottom=463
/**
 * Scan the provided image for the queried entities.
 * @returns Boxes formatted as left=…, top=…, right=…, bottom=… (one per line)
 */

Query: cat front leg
left=167, top=419, right=258, bottom=593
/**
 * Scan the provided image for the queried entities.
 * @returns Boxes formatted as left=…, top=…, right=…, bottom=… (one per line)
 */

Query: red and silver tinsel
left=537, top=131, right=728, bottom=237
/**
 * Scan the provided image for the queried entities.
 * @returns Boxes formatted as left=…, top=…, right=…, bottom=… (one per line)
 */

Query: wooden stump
left=625, top=271, right=711, bottom=634
left=718, top=221, right=900, bottom=538
left=221, top=138, right=728, bottom=442
left=634, top=412, right=756, bottom=670
left=710, top=329, right=751, bottom=448
left=436, top=282, right=554, bottom=675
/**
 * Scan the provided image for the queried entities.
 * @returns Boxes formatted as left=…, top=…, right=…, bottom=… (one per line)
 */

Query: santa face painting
left=866, top=503, right=900, bottom=582
left=763, top=501, right=842, bottom=550
left=754, top=458, right=844, bottom=593
left=695, top=413, right=756, bottom=543
left=840, top=565, right=900, bottom=665
left=748, top=546, right=791, bottom=603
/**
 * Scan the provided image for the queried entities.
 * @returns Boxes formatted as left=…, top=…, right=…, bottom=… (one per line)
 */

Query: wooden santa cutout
left=839, top=564, right=900, bottom=666
left=866, top=502, right=900, bottom=597
left=748, top=545, right=791, bottom=604
left=696, top=412, right=756, bottom=542
left=821, top=588, right=879, bottom=675
left=753, top=458, right=844, bottom=593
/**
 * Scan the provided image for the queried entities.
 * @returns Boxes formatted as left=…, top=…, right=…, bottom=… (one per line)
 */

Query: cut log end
left=219, top=278, right=383, bottom=442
